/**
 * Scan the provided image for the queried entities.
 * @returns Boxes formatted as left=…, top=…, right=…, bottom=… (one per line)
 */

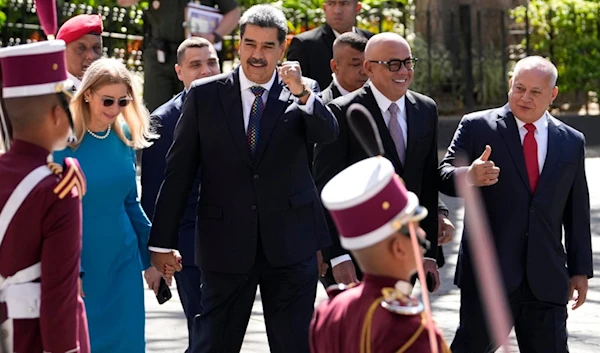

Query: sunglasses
left=92, top=91, right=132, bottom=107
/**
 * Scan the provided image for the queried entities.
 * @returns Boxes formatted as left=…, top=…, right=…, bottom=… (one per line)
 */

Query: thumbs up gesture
left=466, top=145, right=500, bottom=187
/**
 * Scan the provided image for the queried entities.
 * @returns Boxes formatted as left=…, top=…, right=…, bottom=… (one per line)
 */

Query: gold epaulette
left=51, top=157, right=86, bottom=199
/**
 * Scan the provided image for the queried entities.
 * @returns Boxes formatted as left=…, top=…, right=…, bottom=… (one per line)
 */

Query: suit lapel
left=495, top=105, right=531, bottom=193
left=362, top=85, right=404, bottom=173
left=331, top=83, right=342, bottom=100
left=218, top=69, right=252, bottom=167
left=537, top=115, right=563, bottom=190
left=322, top=24, right=335, bottom=61
left=253, top=75, right=288, bottom=166
left=404, top=91, right=422, bottom=171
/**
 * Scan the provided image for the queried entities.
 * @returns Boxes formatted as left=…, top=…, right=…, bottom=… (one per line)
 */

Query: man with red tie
left=0, top=40, right=89, bottom=353
left=439, top=56, right=593, bottom=353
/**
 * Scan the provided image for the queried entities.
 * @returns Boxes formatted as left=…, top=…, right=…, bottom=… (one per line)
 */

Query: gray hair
left=239, top=5, right=288, bottom=45
left=513, top=56, right=558, bottom=88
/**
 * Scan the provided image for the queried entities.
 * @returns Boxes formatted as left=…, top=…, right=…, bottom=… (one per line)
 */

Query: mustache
left=247, top=58, right=268, bottom=66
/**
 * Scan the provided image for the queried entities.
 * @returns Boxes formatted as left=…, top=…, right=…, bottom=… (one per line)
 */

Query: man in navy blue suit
left=439, top=56, right=593, bottom=353
left=147, top=5, right=338, bottom=353
left=141, top=37, right=220, bottom=352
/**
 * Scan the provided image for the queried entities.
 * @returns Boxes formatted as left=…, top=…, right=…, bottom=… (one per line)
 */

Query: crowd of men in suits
left=139, top=1, right=592, bottom=352
left=0, top=0, right=593, bottom=352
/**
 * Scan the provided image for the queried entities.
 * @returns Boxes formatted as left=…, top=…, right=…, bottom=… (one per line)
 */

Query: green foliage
left=0, top=0, right=6, bottom=28
left=511, top=0, right=600, bottom=96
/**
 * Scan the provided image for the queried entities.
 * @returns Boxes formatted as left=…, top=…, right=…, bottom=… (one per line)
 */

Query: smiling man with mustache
left=147, top=4, right=338, bottom=353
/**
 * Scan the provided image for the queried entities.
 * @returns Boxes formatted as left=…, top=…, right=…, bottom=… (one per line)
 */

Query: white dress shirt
left=370, top=83, right=408, bottom=146
left=332, top=26, right=357, bottom=38
left=331, top=84, right=409, bottom=269
left=514, top=112, right=549, bottom=173
left=331, top=74, right=351, bottom=96
left=68, top=72, right=82, bottom=91
left=149, top=66, right=316, bottom=254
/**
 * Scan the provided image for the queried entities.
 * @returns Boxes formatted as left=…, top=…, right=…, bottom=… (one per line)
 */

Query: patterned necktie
left=387, top=103, right=406, bottom=164
left=523, top=123, right=539, bottom=192
left=247, top=86, right=265, bottom=159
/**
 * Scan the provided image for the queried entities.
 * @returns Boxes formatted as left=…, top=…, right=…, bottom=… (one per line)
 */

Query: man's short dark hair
left=177, top=37, right=212, bottom=64
left=333, top=32, right=368, bottom=53
left=239, top=5, right=288, bottom=45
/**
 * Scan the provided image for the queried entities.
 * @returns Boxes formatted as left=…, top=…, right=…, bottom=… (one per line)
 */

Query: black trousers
left=174, top=265, right=203, bottom=353
left=191, top=243, right=318, bottom=353
left=451, top=276, right=569, bottom=353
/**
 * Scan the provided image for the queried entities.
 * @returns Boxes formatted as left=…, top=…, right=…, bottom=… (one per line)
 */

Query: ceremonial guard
left=0, top=39, right=89, bottom=353
left=310, top=142, right=450, bottom=352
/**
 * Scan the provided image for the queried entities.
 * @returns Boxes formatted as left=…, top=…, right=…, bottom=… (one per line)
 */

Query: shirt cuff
left=295, top=91, right=316, bottom=114
left=148, top=246, right=172, bottom=253
left=330, top=254, right=352, bottom=268
left=424, top=257, right=437, bottom=263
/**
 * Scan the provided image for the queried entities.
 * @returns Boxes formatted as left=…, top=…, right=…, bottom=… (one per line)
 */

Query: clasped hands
left=150, top=250, right=183, bottom=280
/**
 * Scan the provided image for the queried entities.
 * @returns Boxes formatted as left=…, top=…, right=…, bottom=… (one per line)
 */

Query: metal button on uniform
left=525, top=232, right=528, bottom=237
left=529, top=207, right=534, bottom=213
left=251, top=205, right=257, bottom=211
left=253, top=174, right=259, bottom=180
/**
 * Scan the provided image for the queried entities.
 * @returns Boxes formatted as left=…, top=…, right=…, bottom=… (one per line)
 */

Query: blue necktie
left=247, top=86, right=265, bottom=159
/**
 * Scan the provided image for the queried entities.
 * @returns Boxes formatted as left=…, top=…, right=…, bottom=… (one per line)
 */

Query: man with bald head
left=314, top=32, right=453, bottom=290
left=439, top=56, right=592, bottom=352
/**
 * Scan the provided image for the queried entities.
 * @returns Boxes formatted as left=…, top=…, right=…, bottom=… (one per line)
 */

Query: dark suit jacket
left=438, top=105, right=593, bottom=305
left=320, top=82, right=342, bottom=105
left=314, top=84, right=441, bottom=263
left=141, top=91, right=201, bottom=267
left=148, top=67, right=339, bottom=274
left=287, top=24, right=373, bottom=90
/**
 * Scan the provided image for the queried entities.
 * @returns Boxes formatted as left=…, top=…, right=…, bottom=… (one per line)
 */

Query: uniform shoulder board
left=52, top=157, right=87, bottom=200
left=380, top=287, right=424, bottom=315
left=325, top=282, right=358, bottom=299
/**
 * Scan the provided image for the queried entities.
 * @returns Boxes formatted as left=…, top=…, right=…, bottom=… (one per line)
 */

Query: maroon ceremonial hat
left=35, top=0, right=58, bottom=38
left=56, top=14, right=103, bottom=44
left=321, top=156, right=428, bottom=250
left=0, top=40, right=73, bottom=98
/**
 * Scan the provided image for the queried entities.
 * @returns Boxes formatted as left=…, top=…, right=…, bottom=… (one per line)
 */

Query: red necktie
left=523, top=123, right=539, bottom=192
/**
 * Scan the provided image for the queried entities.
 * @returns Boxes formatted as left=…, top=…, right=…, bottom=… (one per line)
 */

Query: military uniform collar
left=9, top=139, right=52, bottom=162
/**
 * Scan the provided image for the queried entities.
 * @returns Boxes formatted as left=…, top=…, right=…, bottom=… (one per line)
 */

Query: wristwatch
left=212, top=31, right=223, bottom=44
left=293, top=84, right=310, bottom=98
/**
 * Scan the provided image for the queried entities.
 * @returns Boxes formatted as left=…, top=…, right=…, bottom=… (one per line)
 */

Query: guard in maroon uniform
left=0, top=39, right=90, bottom=353
left=310, top=155, right=450, bottom=353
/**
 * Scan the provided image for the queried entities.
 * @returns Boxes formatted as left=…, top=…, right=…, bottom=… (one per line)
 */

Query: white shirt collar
left=513, top=111, right=549, bottom=133
left=68, top=72, right=82, bottom=90
left=238, top=65, right=277, bottom=94
left=331, top=74, right=351, bottom=96
left=332, top=26, right=357, bottom=38
left=370, top=83, right=406, bottom=116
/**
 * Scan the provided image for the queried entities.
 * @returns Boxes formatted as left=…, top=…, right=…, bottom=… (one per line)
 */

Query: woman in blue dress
left=54, top=58, right=163, bottom=352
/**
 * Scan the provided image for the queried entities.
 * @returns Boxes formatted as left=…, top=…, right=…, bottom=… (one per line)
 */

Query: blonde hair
left=69, top=58, right=156, bottom=149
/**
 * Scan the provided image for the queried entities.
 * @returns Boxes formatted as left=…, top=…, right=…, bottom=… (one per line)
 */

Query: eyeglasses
left=368, top=58, right=418, bottom=72
left=92, top=91, right=132, bottom=107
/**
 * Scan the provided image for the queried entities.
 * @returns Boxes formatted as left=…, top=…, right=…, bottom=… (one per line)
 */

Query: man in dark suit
left=147, top=5, right=338, bottom=353
left=439, top=56, right=592, bottom=353
left=141, top=37, right=220, bottom=352
left=321, top=32, right=368, bottom=104
left=287, top=0, right=372, bottom=89
left=314, top=32, right=447, bottom=289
